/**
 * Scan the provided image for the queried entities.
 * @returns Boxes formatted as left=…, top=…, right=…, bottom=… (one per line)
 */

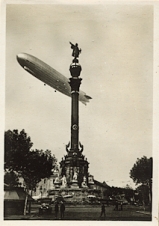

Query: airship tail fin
left=81, top=101, right=87, bottom=105
left=84, top=95, right=92, bottom=100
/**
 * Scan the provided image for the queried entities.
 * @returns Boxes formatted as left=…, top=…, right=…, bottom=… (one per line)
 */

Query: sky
left=5, top=3, right=153, bottom=189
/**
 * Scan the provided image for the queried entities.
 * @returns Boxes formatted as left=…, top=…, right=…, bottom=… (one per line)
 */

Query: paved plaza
left=4, top=204, right=151, bottom=221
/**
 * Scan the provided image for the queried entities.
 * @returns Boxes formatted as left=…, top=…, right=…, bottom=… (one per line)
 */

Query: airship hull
left=17, top=53, right=92, bottom=104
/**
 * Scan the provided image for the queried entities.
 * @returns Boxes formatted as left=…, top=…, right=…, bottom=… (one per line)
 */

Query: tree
left=5, top=129, right=33, bottom=171
left=21, top=149, right=56, bottom=189
left=4, top=170, right=20, bottom=188
left=4, top=129, right=57, bottom=214
left=130, top=156, right=152, bottom=206
left=136, top=185, right=149, bottom=207
left=21, top=149, right=57, bottom=214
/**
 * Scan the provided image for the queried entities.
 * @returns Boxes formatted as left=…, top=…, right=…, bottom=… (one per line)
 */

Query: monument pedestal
left=71, top=180, right=79, bottom=189
left=54, top=183, right=61, bottom=189
left=88, top=184, right=95, bottom=189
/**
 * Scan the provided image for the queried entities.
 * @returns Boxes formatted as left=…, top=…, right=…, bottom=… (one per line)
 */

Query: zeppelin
left=17, top=53, right=92, bottom=105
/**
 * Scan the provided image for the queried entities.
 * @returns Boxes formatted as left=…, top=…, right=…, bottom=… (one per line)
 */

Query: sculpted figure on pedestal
left=88, top=175, right=94, bottom=183
left=66, top=142, right=70, bottom=153
left=73, top=171, right=78, bottom=181
left=54, top=176, right=60, bottom=184
left=69, top=42, right=81, bottom=59
left=61, top=175, right=67, bottom=188
left=81, top=176, right=87, bottom=188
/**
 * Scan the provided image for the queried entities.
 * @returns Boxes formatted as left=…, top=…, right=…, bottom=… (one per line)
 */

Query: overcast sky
left=5, top=3, right=153, bottom=188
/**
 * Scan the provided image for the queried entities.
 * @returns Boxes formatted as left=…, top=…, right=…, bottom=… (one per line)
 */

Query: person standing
left=60, top=201, right=65, bottom=219
left=120, top=201, right=123, bottom=211
left=114, top=201, right=119, bottom=211
left=54, top=202, right=59, bottom=219
left=100, top=203, right=106, bottom=218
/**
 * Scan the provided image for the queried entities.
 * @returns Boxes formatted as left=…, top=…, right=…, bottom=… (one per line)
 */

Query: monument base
left=48, top=187, right=100, bottom=204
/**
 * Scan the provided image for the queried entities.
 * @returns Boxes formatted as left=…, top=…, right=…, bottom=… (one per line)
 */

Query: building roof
left=94, top=180, right=110, bottom=188
left=4, top=187, right=33, bottom=201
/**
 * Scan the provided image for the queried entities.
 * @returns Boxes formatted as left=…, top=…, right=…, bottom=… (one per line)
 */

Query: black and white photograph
left=1, top=0, right=159, bottom=223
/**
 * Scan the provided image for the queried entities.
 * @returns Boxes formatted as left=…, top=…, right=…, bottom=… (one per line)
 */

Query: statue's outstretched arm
left=69, top=42, right=74, bottom=48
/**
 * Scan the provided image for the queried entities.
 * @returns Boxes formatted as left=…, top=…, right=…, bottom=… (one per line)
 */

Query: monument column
left=69, top=43, right=82, bottom=152
left=69, top=70, right=82, bottom=151
left=59, top=43, right=90, bottom=188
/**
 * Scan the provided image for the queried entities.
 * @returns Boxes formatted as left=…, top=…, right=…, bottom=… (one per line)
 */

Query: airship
left=17, top=53, right=92, bottom=105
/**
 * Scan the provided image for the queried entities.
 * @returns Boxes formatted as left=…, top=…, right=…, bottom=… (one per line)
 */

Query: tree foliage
left=130, top=156, right=152, bottom=205
left=4, top=129, right=57, bottom=190
left=4, top=170, right=20, bottom=188
left=4, top=129, right=57, bottom=215
left=5, top=129, right=33, bottom=171
left=21, top=149, right=57, bottom=190
left=130, top=156, right=152, bottom=185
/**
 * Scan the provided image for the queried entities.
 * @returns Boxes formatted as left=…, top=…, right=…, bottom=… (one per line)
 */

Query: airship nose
left=16, top=53, right=27, bottom=67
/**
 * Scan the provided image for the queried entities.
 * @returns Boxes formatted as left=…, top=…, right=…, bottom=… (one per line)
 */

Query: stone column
left=69, top=62, right=82, bottom=152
